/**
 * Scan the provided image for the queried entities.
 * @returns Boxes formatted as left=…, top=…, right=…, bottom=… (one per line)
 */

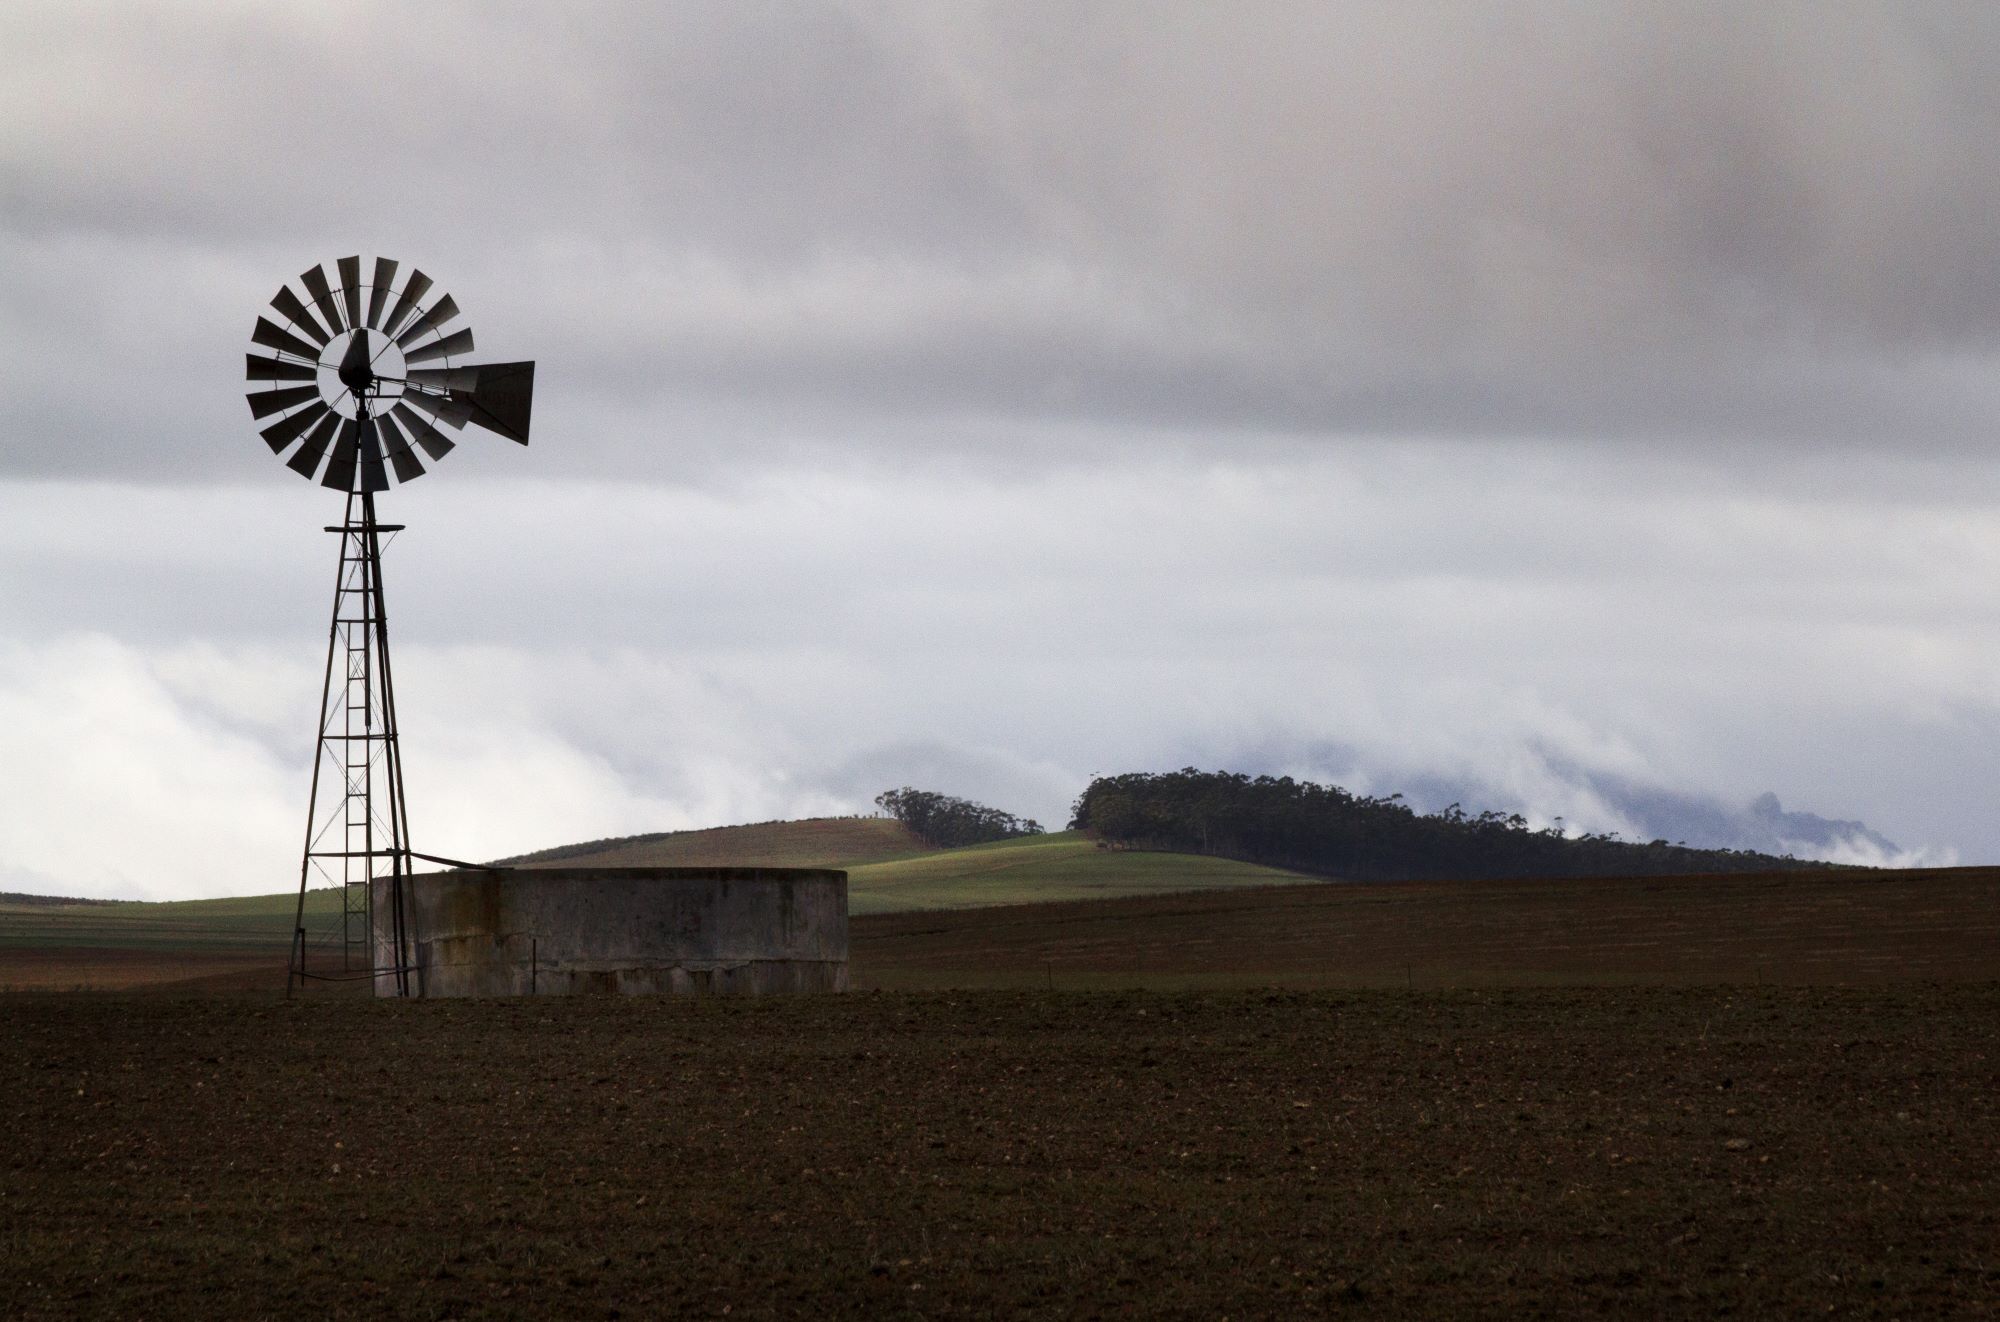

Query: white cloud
left=0, top=635, right=298, bottom=899
left=1, top=437, right=1993, bottom=896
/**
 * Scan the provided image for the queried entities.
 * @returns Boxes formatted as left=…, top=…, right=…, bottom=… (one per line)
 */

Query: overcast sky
left=8, top=2, right=2000, bottom=897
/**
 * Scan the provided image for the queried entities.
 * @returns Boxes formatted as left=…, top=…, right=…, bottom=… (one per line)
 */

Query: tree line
left=1069, top=768, right=1835, bottom=881
left=875, top=787, right=1045, bottom=849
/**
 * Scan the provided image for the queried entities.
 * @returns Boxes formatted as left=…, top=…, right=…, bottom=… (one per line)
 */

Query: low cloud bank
left=0, top=633, right=1954, bottom=901
left=1384, top=763, right=1949, bottom=869
left=0, top=449, right=1985, bottom=897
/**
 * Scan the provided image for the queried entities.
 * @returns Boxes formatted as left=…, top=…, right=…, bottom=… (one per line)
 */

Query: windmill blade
left=366, top=257, right=399, bottom=329
left=379, top=269, right=432, bottom=340
left=401, top=387, right=473, bottom=428
left=336, top=256, right=363, bottom=330
left=259, top=400, right=329, bottom=453
left=404, top=326, right=475, bottom=365
left=394, top=293, right=461, bottom=349
left=252, top=316, right=323, bottom=364
left=391, top=402, right=457, bottom=460
left=320, top=418, right=361, bottom=491
left=376, top=409, right=409, bottom=460
left=357, top=416, right=390, bottom=492
left=246, top=383, right=321, bottom=419
left=404, top=365, right=480, bottom=392
left=247, top=353, right=316, bottom=382
left=300, top=263, right=346, bottom=335
left=464, top=361, right=536, bottom=444
left=268, top=285, right=330, bottom=346
left=285, top=411, right=342, bottom=480
left=388, top=442, right=426, bottom=484
left=377, top=413, right=427, bottom=483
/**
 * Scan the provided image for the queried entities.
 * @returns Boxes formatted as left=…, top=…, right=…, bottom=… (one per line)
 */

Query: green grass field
left=0, top=888, right=342, bottom=952
left=0, top=889, right=351, bottom=991
left=845, top=830, right=1311, bottom=914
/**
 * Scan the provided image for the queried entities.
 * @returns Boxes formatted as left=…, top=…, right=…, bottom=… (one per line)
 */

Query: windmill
left=245, top=256, right=535, bottom=995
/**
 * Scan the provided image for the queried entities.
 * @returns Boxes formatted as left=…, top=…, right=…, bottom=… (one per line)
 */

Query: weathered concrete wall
left=370, top=866, right=847, bottom=998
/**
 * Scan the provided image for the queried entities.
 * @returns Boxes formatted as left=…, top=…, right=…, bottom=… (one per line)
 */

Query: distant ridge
left=492, top=816, right=930, bottom=870
left=0, top=892, right=115, bottom=908
left=1073, top=769, right=1843, bottom=882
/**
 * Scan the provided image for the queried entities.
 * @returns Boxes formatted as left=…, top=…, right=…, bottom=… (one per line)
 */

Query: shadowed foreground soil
left=2, top=987, right=1995, bottom=1318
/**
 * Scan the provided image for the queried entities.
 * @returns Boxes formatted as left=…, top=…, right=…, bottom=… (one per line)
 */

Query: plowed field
left=2, top=987, right=1995, bottom=1317
left=855, top=865, right=2000, bottom=989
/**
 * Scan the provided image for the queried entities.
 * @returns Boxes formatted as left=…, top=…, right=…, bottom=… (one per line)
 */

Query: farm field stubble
left=2, top=986, right=1995, bottom=1318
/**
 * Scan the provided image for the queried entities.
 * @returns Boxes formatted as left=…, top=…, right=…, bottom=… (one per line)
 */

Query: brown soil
left=1, top=987, right=1994, bottom=1318
left=855, top=865, right=2000, bottom=989
left=0, top=947, right=286, bottom=993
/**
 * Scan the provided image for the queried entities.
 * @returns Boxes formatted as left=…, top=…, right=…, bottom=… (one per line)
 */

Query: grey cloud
left=13, top=4, right=2000, bottom=483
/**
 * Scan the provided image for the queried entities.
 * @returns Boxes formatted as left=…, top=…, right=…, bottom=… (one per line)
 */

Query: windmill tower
left=243, top=256, right=535, bottom=995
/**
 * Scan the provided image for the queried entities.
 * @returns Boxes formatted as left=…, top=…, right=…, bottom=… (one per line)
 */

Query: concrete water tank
left=369, top=865, right=848, bottom=997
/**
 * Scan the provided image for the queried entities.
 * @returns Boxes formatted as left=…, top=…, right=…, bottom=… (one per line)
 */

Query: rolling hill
left=497, top=816, right=930, bottom=869
left=7, top=840, right=1999, bottom=993
left=845, top=831, right=1311, bottom=914
left=497, top=818, right=1313, bottom=912
left=0, top=888, right=341, bottom=952
left=0, top=888, right=345, bottom=991
left=0, top=820, right=1308, bottom=988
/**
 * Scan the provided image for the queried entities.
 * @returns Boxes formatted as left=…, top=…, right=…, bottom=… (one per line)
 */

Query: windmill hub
left=322, top=329, right=407, bottom=417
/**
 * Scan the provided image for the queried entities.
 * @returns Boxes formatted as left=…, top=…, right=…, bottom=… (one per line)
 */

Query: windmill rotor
left=245, top=256, right=536, bottom=492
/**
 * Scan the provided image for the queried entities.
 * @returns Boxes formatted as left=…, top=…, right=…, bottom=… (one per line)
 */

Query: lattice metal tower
left=303, top=469, right=414, bottom=989
left=239, top=255, right=535, bottom=995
